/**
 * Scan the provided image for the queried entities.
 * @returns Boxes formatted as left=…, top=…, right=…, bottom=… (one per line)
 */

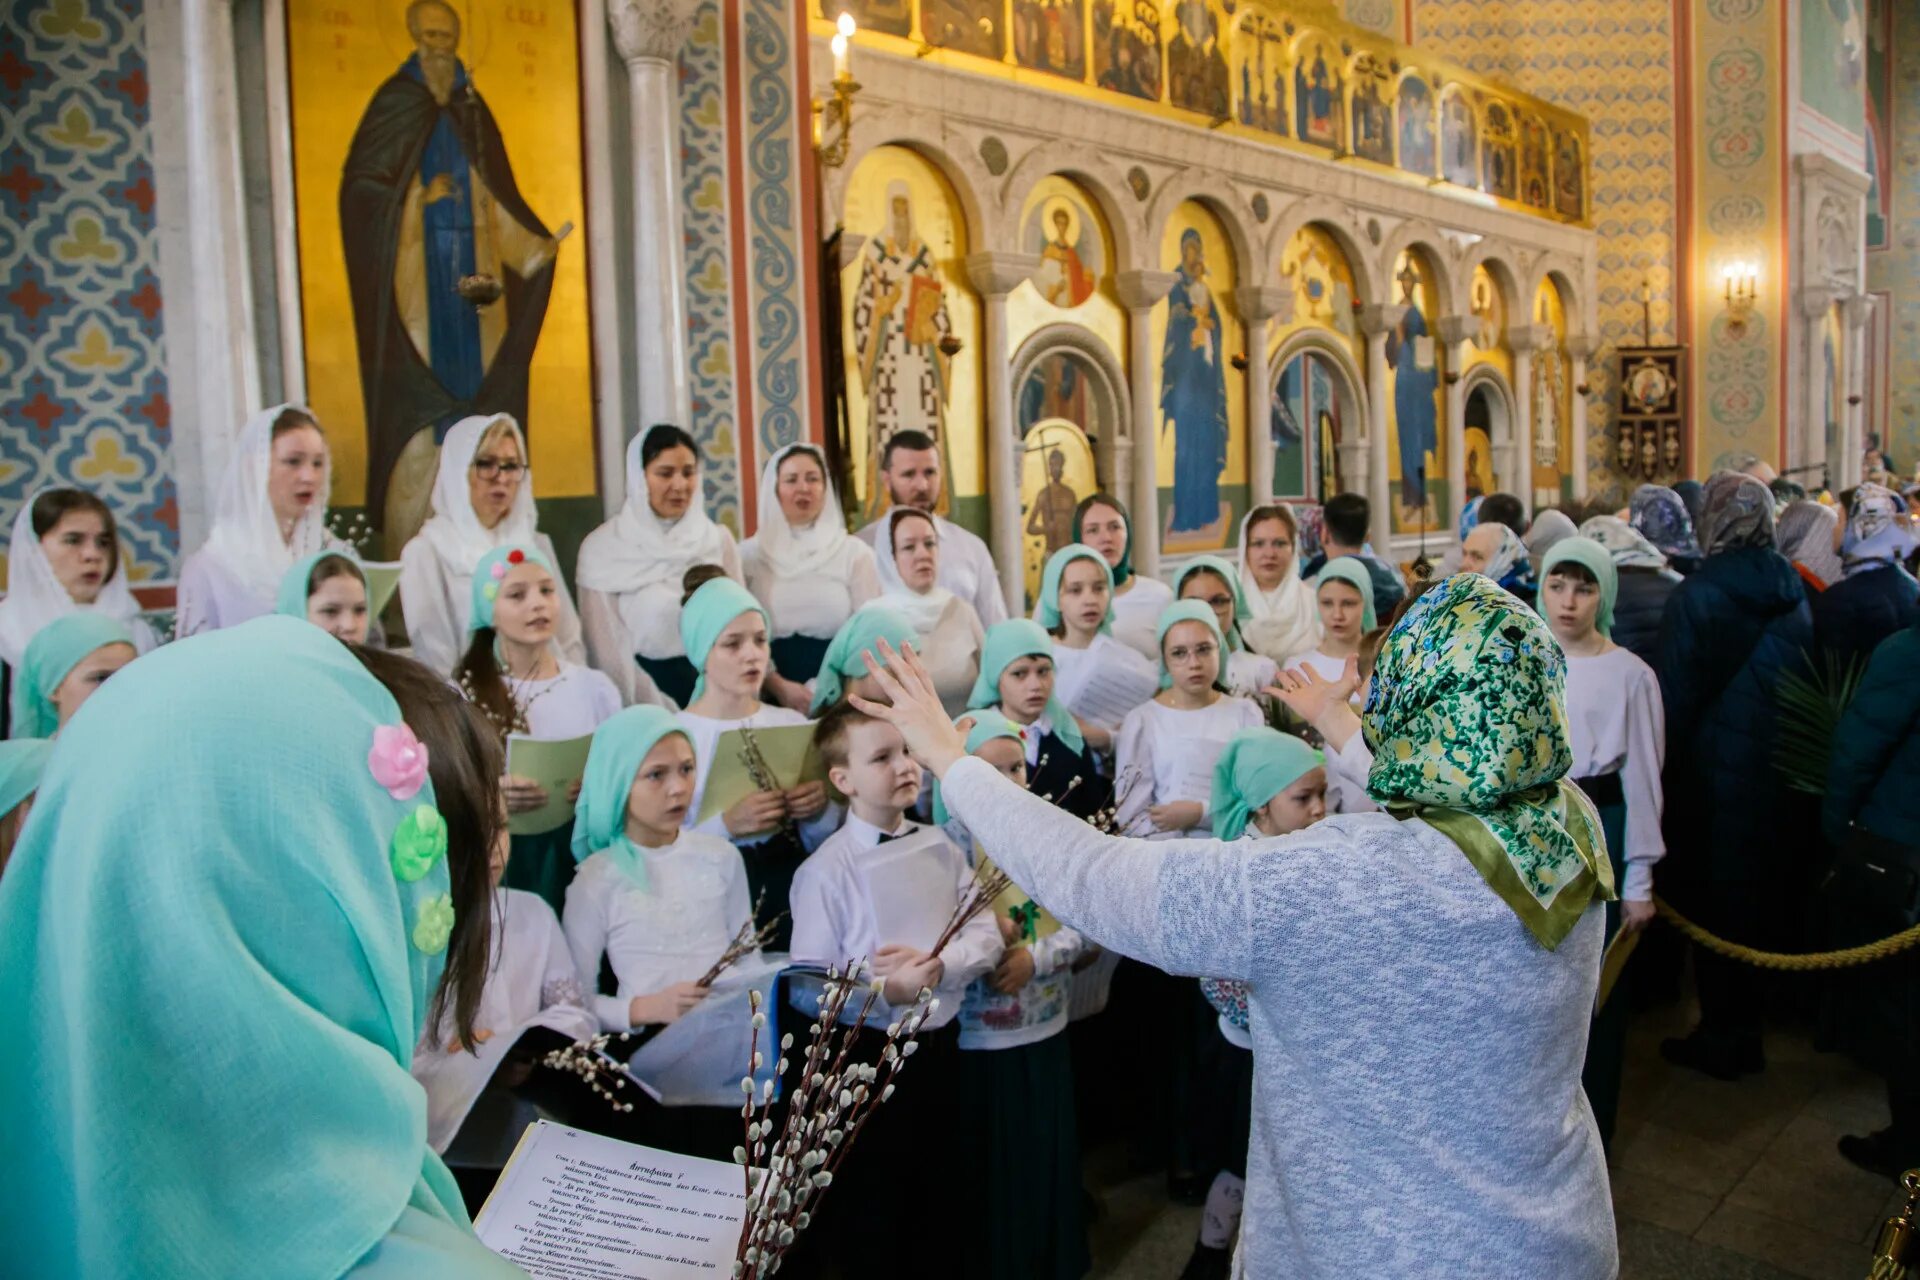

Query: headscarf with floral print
left=1696, top=472, right=1776, bottom=555
left=1362, top=573, right=1613, bottom=949
left=1842, top=482, right=1915, bottom=574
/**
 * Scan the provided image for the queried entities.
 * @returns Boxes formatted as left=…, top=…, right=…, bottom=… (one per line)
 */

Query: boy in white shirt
left=785, top=700, right=1002, bottom=1278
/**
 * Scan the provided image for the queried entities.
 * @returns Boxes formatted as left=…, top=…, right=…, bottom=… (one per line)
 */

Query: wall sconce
left=1721, top=260, right=1758, bottom=337
left=812, top=13, right=861, bottom=170
left=1230, top=352, right=1248, bottom=371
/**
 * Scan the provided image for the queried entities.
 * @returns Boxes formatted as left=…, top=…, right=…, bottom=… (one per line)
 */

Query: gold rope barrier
left=1653, top=896, right=1920, bottom=972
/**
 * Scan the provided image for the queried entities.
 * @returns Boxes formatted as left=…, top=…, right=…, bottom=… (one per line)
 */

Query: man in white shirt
left=855, top=430, right=1009, bottom=626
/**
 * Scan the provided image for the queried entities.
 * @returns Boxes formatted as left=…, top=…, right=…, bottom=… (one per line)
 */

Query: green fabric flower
left=389, top=805, right=448, bottom=883
left=412, top=893, right=455, bottom=955
left=1362, top=573, right=1613, bottom=949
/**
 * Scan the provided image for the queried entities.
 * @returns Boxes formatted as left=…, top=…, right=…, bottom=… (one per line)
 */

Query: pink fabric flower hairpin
left=368, top=723, right=429, bottom=801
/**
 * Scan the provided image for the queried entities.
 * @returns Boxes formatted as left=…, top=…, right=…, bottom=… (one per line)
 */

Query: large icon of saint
left=340, top=0, right=561, bottom=539
left=1160, top=227, right=1228, bottom=537
left=853, top=181, right=955, bottom=513
left=1386, top=260, right=1439, bottom=529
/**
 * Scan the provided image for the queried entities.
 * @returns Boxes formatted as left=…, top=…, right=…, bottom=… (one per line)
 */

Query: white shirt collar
left=844, top=811, right=918, bottom=849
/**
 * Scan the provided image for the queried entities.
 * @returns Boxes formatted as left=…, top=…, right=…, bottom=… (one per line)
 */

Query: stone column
left=149, top=0, right=262, bottom=550
left=1234, top=285, right=1293, bottom=511
left=1843, top=292, right=1874, bottom=490
left=1357, top=305, right=1406, bottom=553
left=609, top=0, right=701, bottom=463
left=966, top=252, right=1042, bottom=616
left=1116, top=270, right=1178, bottom=578
left=1436, top=315, right=1476, bottom=537
left=1566, top=334, right=1593, bottom=501
left=1507, top=322, right=1552, bottom=517
left=1798, top=286, right=1842, bottom=481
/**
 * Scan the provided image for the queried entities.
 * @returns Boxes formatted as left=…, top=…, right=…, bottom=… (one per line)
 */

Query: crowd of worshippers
left=1, top=403, right=1917, bottom=1280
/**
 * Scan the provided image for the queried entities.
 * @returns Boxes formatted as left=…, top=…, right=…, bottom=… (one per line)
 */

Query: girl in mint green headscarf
left=0, top=736, right=51, bottom=875
left=1209, top=728, right=1328, bottom=842
left=677, top=575, right=834, bottom=951
left=966, top=619, right=1106, bottom=819
left=1288, top=556, right=1377, bottom=692
left=11, top=612, right=137, bottom=738
left=0, top=616, right=519, bottom=1278
left=1114, top=601, right=1265, bottom=838
left=1539, top=538, right=1619, bottom=638
left=562, top=706, right=754, bottom=1159
left=459, top=544, right=622, bottom=914
left=1175, top=554, right=1281, bottom=698
left=1038, top=543, right=1158, bottom=749
left=930, top=707, right=1027, bottom=826
left=1074, top=493, right=1174, bottom=659
left=810, top=605, right=918, bottom=713
left=277, top=549, right=372, bottom=644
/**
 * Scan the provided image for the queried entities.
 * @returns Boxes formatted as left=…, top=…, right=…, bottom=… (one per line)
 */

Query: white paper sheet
left=856, top=827, right=960, bottom=953
left=474, top=1122, right=747, bottom=1278
left=622, top=955, right=786, bottom=1107
left=1056, top=647, right=1161, bottom=732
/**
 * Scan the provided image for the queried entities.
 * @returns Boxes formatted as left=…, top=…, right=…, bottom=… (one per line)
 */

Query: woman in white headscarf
left=0, top=489, right=159, bottom=736
left=575, top=425, right=738, bottom=709
left=874, top=507, right=984, bottom=716
left=1774, top=499, right=1844, bottom=593
left=739, top=443, right=880, bottom=709
left=1459, top=522, right=1533, bottom=603
left=176, top=404, right=345, bottom=637
left=1235, top=503, right=1320, bottom=667
left=397, top=414, right=585, bottom=676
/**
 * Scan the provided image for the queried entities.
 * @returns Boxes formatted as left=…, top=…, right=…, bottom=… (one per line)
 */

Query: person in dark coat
left=1823, top=612, right=1920, bottom=1178
left=1578, top=515, right=1680, bottom=669
left=1813, top=483, right=1920, bottom=674
left=1655, top=473, right=1813, bottom=1080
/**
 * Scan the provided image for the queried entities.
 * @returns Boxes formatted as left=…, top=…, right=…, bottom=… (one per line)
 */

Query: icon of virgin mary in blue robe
left=1386, top=268, right=1438, bottom=511
left=1160, top=228, right=1229, bottom=535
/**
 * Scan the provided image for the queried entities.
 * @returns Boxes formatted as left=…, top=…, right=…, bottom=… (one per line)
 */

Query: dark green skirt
left=961, top=1033, right=1091, bottom=1280
left=504, top=820, right=577, bottom=916
left=1581, top=798, right=1629, bottom=1150
left=771, top=633, right=832, bottom=685
left=636, top=654, right=699, bottom=708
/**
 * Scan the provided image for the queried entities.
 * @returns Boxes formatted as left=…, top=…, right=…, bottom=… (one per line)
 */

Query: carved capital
left=1357, top=304, right=1407, bottom=337
left=1233, top=284, right=1293, bottom=326
left=1436, top=315, right=1478, bottom=347
left=608, top=0, right=701, bottom=65
left=964, top=251, right=1042, bottom=299
left=1114, top=269, right=1178, bottom=311
left=1844, top=291, right=1875, bottom=331
left=1565, top=333, right=1597, bottom=362
left=1506, top=323, right=1554, bottom=354
left=1797, top=284, right=1844, bottom=321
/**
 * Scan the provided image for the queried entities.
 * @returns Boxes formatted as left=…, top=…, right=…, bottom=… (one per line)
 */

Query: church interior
left=3, top=0, right=1917, bottom=1276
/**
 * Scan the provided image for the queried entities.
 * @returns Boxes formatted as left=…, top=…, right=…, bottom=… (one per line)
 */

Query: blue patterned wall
left=680, top=0, right=744, bottom=530
left=741, top=0, right=808, bottom=461
left=0, top=0, right=175, bottom=582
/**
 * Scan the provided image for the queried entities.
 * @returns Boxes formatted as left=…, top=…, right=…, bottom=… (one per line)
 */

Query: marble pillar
left=966, top=252, right=1042, bottom=616
left=1116, top=270, right=1178, bottom=578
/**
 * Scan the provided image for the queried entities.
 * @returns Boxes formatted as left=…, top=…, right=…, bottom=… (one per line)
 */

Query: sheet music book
left=1055, top=647, right=1159, bottom=733
left=506, top=733, right=593, bottom=836
left=622, top=955, right=786, bottom=1107
left=856, top=826, right=962, bottom=953
left=693, top=724, right=824, bottom=825
left=474, top=1122, right=746, bottom=1278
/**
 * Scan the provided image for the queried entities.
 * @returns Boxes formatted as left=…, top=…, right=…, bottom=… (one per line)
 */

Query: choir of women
left=10, top=408, right=1917, bottom=1275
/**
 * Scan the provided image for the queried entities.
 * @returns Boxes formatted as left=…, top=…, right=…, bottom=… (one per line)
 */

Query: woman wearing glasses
left=398, top=414, right=586, bottom=676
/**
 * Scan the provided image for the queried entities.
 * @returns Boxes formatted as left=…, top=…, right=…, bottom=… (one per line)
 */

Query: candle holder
left=1720, top=261, right=1758, bottom=339
left=813, top=15, right=862, bottom=170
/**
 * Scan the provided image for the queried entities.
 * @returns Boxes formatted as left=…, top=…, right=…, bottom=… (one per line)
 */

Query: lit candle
left=831, top=31, right=849, bottom=80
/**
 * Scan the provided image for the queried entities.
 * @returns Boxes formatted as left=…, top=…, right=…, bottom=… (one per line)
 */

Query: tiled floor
left=1088, top=1001, right=1910, bottom=1279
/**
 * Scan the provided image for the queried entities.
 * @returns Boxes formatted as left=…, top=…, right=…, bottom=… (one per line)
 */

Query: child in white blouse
left=1039, top=543, right=1159, bottom=754
left=1114, top=601, right=1264, bottom=838
left=562, top=705, right=755, bottom=1158
left=1174, top=555, right=1280, bottom=698
left=456, top=545, right=621, bottom=911
left=1540, top=538, right=1664, bottom=1150
left=785, top=701, right=1001, bottom=1279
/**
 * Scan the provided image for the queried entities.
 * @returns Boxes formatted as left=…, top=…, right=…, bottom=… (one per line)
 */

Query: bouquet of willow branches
left=1094, top=765, right=1153, bottom=838
left=698, top=897, right=787, bottom=988
left=731, top=971, right=934, bottom=1277
left=738, top=727, right=799, bottom=841
left=538, top=1030, right=636, bottom=1113
left=923, top=864, right=1014, bottom=960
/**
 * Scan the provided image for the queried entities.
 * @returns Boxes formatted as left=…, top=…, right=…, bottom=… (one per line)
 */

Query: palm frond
left=1773, top=649, right=1867, bottom=795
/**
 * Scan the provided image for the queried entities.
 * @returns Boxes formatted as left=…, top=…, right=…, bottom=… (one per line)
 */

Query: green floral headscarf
left=1035, top=543, right=1113, bottom=634
left=966, top=618, right=1084, bottom=754
left=1174, top=554, right=1252, bottom=650
left=811, top=606, right=918, bottom=713
left=1362, top=573, right=1612, bottom=949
